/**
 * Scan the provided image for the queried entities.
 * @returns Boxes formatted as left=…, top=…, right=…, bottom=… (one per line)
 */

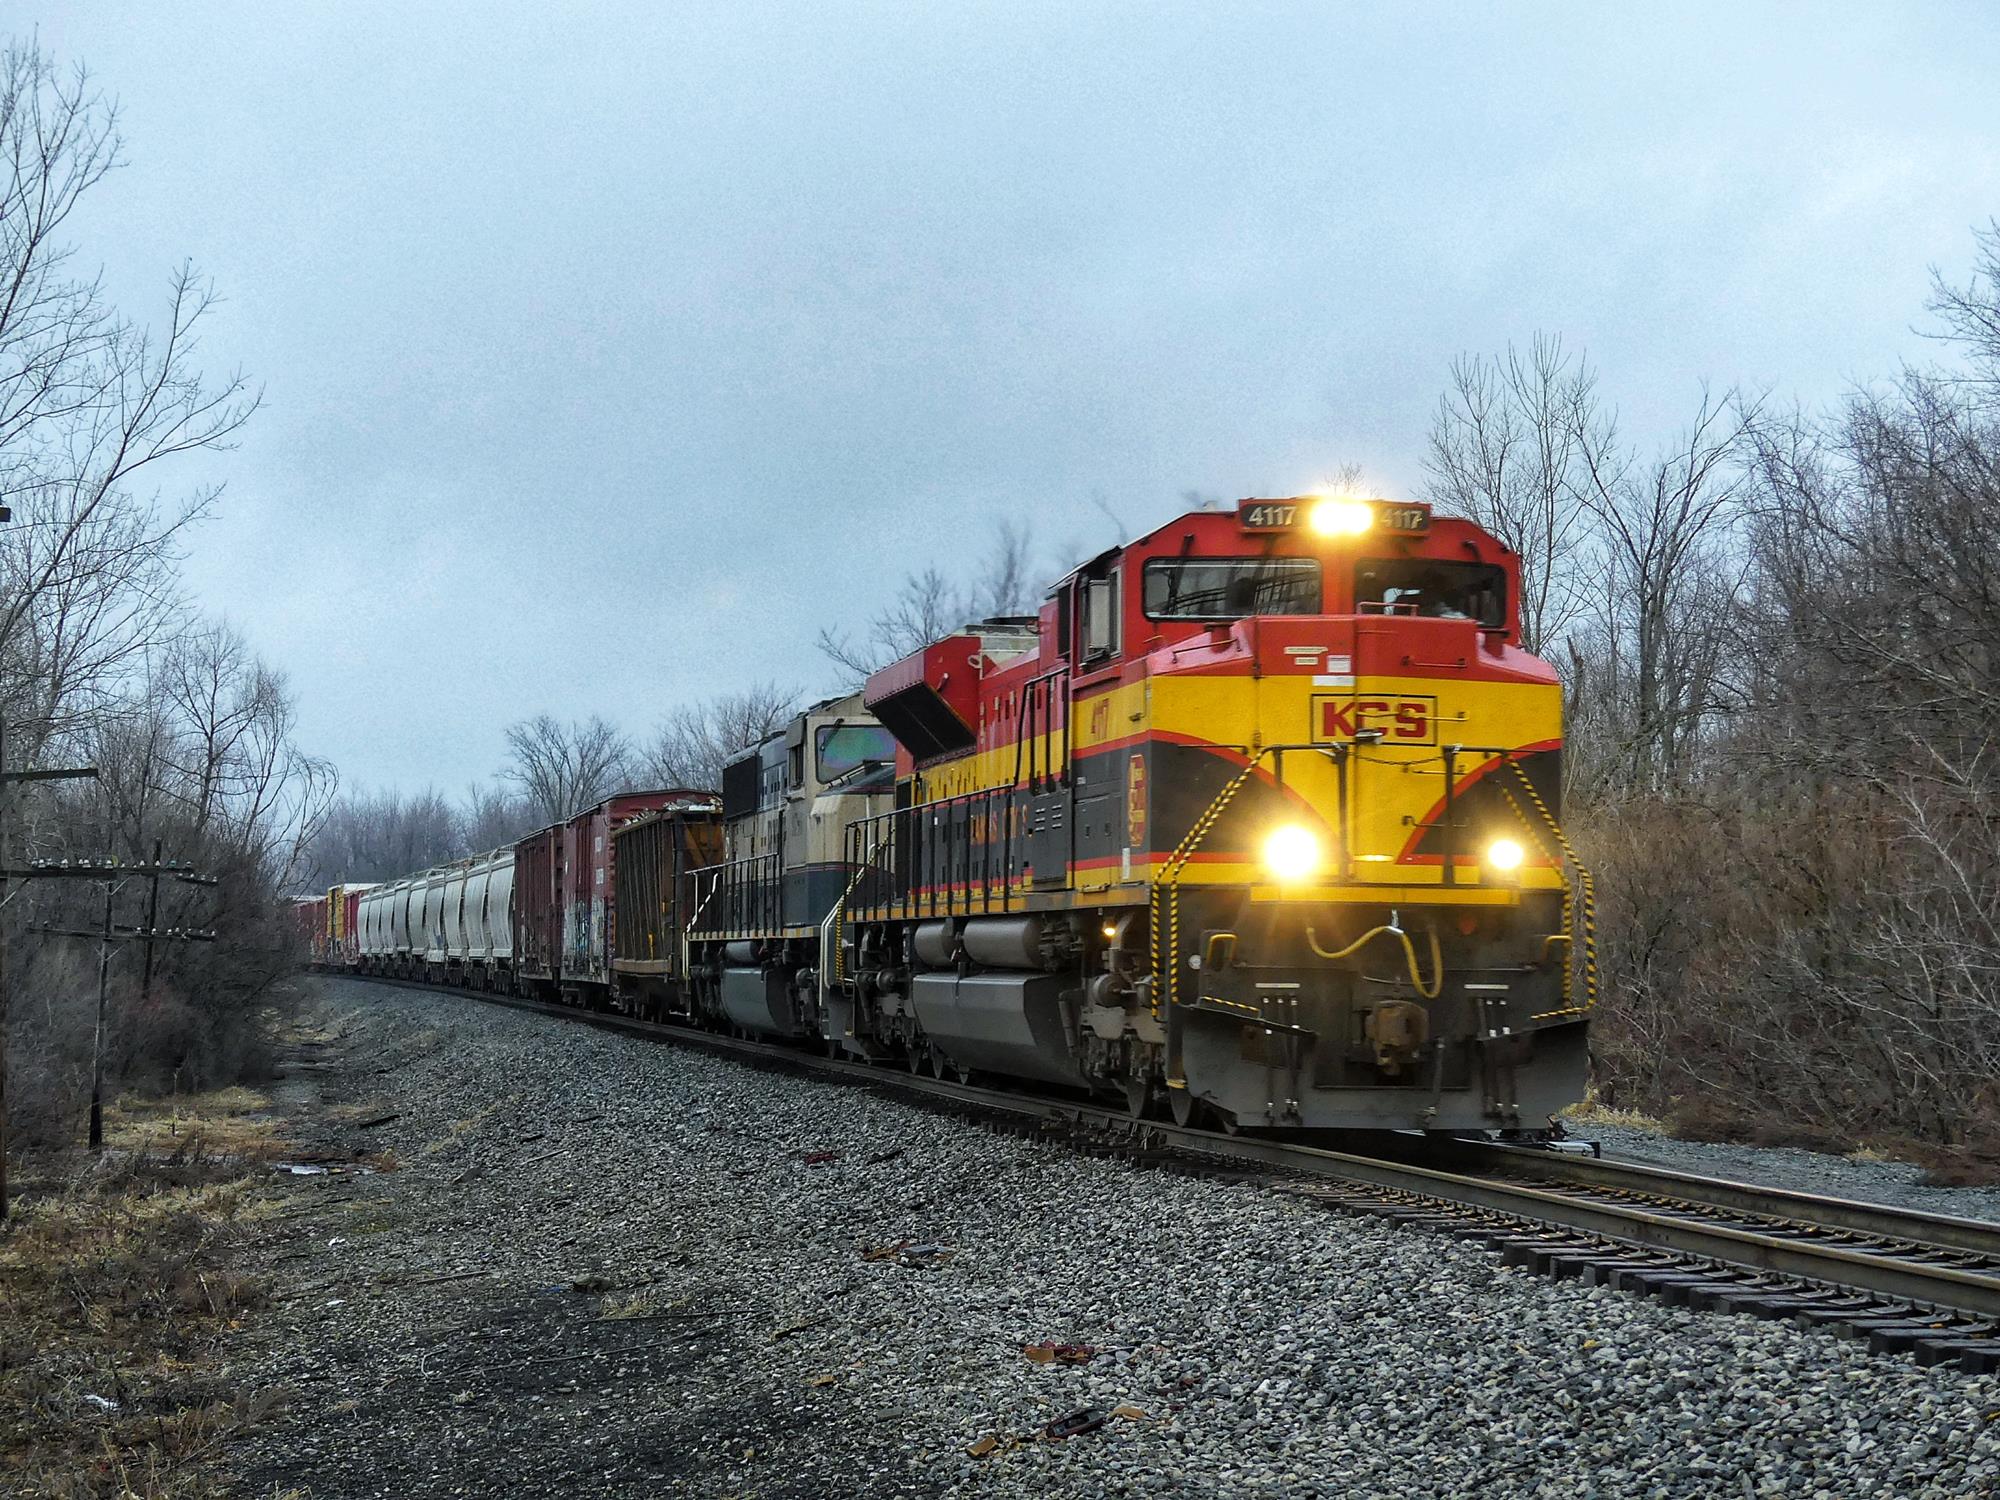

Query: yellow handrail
left=1496, top=759, right=1597, bottom=1015
left=1149, top=754, right=1267, bottom=1017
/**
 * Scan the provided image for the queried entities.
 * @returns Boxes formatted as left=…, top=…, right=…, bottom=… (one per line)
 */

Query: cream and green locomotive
left=683, top=691, right=898, bottom=1039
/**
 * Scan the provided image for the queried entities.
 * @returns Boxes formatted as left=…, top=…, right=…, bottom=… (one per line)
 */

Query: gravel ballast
left=229, top=977, right=2000, bottom=1498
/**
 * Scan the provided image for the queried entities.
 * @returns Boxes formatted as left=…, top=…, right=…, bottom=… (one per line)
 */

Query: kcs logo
left=1312, top=693, right=1437, bottom=745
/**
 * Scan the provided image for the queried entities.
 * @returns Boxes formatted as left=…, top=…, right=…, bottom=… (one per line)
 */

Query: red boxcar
left=293, top=895, right=328, bottom=964
left=513, top=824, right=565, bottom=995
left=558, top=790, right=717, bottom=996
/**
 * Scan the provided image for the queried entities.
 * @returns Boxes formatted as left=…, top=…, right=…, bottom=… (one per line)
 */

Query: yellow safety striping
left=1499, top=760, right=1598, bottom=1012
left=1151, top=757, right=1265, bottom=1018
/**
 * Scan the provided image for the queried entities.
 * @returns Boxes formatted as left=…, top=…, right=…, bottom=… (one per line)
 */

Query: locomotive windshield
left=1143, top=557, right=1321, bottom=620
left=1354, top=559, right=1507, bottom=628
left=816, top=723, right=896, bottom=781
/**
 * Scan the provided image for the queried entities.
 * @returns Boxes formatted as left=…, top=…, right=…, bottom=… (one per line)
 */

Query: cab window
left=1354, top=559, right=1506, bottom=627
left=1078, top=570, right=1119, bottom=664
left=815, top=723, right=896, bottom=782
left=1143, top=557, right=1321, bottom=620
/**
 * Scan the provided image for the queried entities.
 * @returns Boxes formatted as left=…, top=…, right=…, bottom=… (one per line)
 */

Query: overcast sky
left=32, top=3, right=2000, bottom=795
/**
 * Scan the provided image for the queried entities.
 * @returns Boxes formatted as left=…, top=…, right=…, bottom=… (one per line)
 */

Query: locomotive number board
left=1371, top=503, right=1433, bottom=535
left=1235, top=498, right=1433, bottom=535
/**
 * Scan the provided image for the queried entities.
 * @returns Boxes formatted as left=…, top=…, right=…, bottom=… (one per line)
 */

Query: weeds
left=1, top=1091, right=290, bottom=1497
left=598, top=1287, right=678, bottom=1319
left=1559, top=1091, right=1665, bottom=1134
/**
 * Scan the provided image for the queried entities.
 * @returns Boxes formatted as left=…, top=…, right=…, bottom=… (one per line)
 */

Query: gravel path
left=1572, top=1119, right=2000, bottom=1223
left=228, top=977, right=2000, bottom=1499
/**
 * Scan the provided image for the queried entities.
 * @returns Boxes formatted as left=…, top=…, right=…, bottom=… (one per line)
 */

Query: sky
left=29, top=2, right=2000, bottom=795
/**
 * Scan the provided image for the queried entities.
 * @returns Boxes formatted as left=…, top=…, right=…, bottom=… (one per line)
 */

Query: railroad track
left=332, top=972, right=2000, bottom=1373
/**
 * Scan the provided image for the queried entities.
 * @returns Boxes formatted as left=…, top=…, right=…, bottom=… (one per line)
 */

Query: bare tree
left=500, top=713, right=631, bottom=825
left=1422, top=336, right=1597, bottom=655
left=305, top=787, right=459, bottom=884
left=1565, top=384, right=1761, bottom=796
left=460, top=781, right=535, bottom=853
left=970, top=519, right=1036, bottom=618
left=0, top=44, right=122, bottom=491
left=144, top=622, right=334, bottom=888
left=640, top=682, right=797, bottom=790
left=1926, top=219, right=2000, bottom=407
left=0, top=44, right=257, bottom=760
left=1315, top=461, right=1368, bottom=495
left=0, top=41, right=258, bottom=1210
left=1569, top=225, right=2000, bottom=1155
left=816, top=522, right=1043, bottom=678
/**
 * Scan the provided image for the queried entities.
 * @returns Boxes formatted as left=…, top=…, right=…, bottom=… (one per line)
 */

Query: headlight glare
left=1309, top=498, right=1373, bottom=537
left=1262, top=824, right=1323, bottom=882
left=1485, top=837, right=1525, bottom=872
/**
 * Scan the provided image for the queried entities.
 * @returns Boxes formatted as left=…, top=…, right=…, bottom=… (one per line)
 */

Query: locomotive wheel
left=1124, top=1076, right=1157, bottom=1119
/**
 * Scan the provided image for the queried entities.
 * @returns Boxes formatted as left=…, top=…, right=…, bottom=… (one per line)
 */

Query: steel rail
left=331, top=973, right=2000, bottom=1318
left=1462, top=1141, right=2000, bottom=1261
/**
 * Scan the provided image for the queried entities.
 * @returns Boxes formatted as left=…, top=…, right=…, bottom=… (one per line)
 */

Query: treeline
left=1428, top=224, right=2000, bottom=1161
left=306, top=686, right=794, bottom=884
left=308, top=527, right=1044, bottom=884
left=0, top=45, right=330, bottom=1152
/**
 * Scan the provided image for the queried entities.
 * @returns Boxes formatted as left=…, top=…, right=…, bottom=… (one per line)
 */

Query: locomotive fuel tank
left=909, top=971, right=1088, bottom=1086
left=721, top=966, right=807, bottom=1037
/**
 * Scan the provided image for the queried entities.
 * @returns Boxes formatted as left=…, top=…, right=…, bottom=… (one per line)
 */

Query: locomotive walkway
left=223, top=976, right=2000, bottom=1499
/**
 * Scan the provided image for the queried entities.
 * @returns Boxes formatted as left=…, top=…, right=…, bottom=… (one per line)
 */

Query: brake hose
left=1306, top=920, right=1443, bottom=1000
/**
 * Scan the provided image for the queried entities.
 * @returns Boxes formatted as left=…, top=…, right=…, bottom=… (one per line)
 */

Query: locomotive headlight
left=1309, top=498, right=1373, bottom=537
left=1485, top=837, right=1526, bottom=872
left=1262, top=824, right=1323, bottom=882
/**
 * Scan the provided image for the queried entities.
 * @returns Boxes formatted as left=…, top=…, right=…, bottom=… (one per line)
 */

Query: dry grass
left=1559, top=1089, right=1665, bottom=1134
left=598, top=1286, right=683, bottom=1319
left=102, top=1085, right=284, bottom=1165
left=1666, top=1095, right=1856, bottom=1154
left=1, top=1090, right=291, bottom=1497
left=1650, top=1096, right=2000, bottom=1185
left=1881, top=1137, right=2000, bottom=1188
left=419, top=1102, right=497, bottom=1159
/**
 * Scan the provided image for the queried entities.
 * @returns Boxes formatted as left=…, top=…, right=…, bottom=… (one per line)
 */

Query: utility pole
left=17, top=859, right=218, bottom=1158
left=0, top=715, right=100, bottom=1222
left=90, top=882, right=112, bottom=1152
left=140, top=838, right=163, bottom=1005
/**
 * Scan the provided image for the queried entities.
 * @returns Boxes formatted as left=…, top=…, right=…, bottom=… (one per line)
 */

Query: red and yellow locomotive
left=835, top=496, right=1593, bottom=1133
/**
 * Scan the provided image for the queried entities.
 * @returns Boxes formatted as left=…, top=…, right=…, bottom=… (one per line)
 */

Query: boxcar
left=513, top=826, right=564, bottom=996
left=293, top=896, right=328, bottom=963
left=610, top=803, right=724, bottom=1019
left=556, top=790, right=719, bottom=1002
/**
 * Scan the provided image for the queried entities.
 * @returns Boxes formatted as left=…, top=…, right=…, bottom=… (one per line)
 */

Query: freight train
left=297, top=496, right=1595, bottom=1136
